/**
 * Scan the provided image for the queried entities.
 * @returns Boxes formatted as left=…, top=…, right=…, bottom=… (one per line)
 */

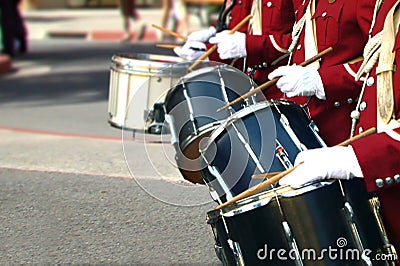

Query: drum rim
left=172, top=125, right=218, bottom=183
left=111, top=53, right=189, bottom=76
left=222, top=181, right=335, bottom=217
left=163, top=67, right=257, bottom=112
left=112, top=53, right=186, bottom=64
left=176, top=64, right=253, bottom=83
left=179, top=123, right=221, bottom=151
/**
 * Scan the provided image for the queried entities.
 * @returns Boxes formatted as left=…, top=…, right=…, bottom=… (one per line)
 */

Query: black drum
left=206, top=209, right=237, bottom=266
left=164, top=64, right=260, bottom=184
left=221, top=179, right=388, bottom=265
left=200, top=100, right=326, bottom=203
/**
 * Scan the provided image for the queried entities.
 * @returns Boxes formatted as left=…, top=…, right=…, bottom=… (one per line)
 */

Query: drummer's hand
left=209, top=31, right=246, bottom=59
left=278, top=146, right=363, bottom=188
left=174, top=40, right=207, bottom=61
left=268, top=65, right=326, bottom=99
left=187, top=26, right=217, bottom=42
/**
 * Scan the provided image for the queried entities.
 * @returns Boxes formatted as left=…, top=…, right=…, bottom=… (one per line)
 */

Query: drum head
left=111, top=53, right=188, bottom=76
left=200, top=101, right=277, bottom=200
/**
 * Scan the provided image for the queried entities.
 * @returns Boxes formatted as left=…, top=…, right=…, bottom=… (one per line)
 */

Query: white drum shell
left=108, top=53, right=187, bottom=131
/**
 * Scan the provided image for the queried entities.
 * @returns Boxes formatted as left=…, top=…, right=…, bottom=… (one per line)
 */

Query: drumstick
left=216, top=47, right=334, bottom=112
left=215, top=162, right=303, bottom=210
left=156, top=44, right=180, bottom=49
left=188, top=14, right=253, bottom=72
left=151, top=24, right=188, bottom=41
left=215, top=126, right=377, bottom=210
left=252, top=172, right=280, bottom=179
left=336, top=126, right=376, bottom=146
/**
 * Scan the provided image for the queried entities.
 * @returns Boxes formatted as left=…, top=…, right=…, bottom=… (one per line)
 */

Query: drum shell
left=222, top=180, right=387, bottom=266
left=107, top=53, right=187, bottom=131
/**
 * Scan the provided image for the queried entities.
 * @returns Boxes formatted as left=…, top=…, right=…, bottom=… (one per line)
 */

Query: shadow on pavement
left=0, top=41, right=178, bottom=106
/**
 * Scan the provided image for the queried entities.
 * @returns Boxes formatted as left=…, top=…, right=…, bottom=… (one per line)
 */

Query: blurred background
left=0, top=0, right=226, bottom=265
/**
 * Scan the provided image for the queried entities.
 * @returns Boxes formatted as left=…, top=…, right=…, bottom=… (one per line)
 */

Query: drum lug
left=213, top=244, right=228, bottom=265
left=164, top=114, right=178, bottom=145
left=308, top=121, right=328, bottom=147
left=227, top=239, right=244, bottom=266
left=343, top=202, right=355, bottom=222
left=282, top=221, right=304, bottom=266
left=275, top=140, right=294, bottom=170
left=369, top=197, right=399, bottom=265
left=144, top=109, right=153, bottom=123
left=276, top=107, right=306, bottom=152
left=343, top=202, right=374, bottom=266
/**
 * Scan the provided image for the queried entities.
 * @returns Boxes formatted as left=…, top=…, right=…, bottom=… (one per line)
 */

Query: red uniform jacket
left=349, top=0, right=400, bottom=255
left=208, top=0, right=297, bottom=88
left=260, top=0, right=375, bottom=146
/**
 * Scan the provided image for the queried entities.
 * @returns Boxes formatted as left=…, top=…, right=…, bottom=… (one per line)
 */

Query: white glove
left=187, top=26, right=217, bottom=42
left=174, top=40, right=207, bottom=61
left=278, top=146, right=364, bottom=188
left=268, top=65, right=326, bottom=99
left=209, top=31, right=247, bottom=60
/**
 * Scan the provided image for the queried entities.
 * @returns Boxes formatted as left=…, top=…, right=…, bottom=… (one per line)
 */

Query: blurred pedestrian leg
left=0, top=0, right=28, bottom=56
left=160, top=0, right=188, bottom=41
left=118, top=0, right=146, bottom=41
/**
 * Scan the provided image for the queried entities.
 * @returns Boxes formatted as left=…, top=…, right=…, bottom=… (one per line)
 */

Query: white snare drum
left=107, top=53, right=188, bottom=132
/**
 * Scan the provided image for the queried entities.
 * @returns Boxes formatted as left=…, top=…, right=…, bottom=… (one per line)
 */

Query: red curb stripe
left=89, top=30, right=159, bottom=41
left=0, top=126, right=122, bottom=141
left=0, top=54, right=12, bottom=75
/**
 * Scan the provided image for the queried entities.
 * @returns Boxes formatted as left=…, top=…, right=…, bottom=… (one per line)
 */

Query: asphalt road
left=0, top=39, right=221, bottom=265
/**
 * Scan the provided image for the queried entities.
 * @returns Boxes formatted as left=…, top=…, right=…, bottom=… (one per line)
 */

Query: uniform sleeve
left=245, top=33, right=292, bottom=67
left=351, top=128, right=400, bottom=192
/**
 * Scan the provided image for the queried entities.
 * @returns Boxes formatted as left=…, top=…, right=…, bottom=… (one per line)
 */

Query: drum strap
left=355, top=0, right=384, bottom=80
left=351, top=0, right=387, bottom=137
left=248, top=0, right=262, bottom=35
left=376, top=1, right=400, bottom=132
left=303, top=0, right=320, bottom=70
left=287, top=0, right=319, bottom=69
left=216, top=0, right=236, bottom=31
